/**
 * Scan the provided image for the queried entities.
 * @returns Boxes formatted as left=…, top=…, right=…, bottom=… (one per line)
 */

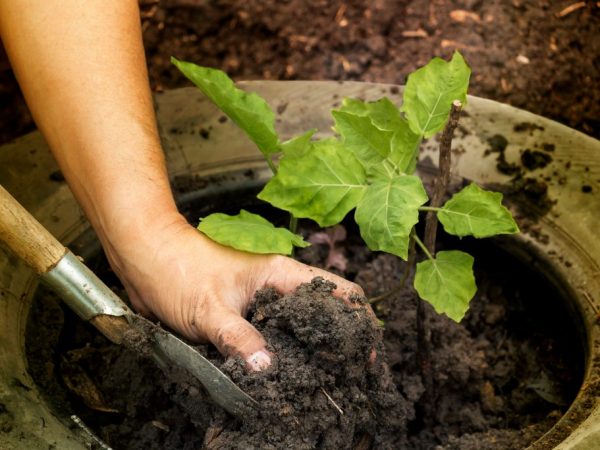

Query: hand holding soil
left=110, top=213, right=364, bottom=370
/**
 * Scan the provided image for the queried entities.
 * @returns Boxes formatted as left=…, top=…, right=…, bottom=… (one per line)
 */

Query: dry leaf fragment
left=335, top=4, right=347, bottom=25
left=61, top=357, right=119, bottom=413
left=449, top=10, right=482, bottom=23
left=440, top=39, right=479, bottom=51
left=339, top=56, right=351, bottom=72
left=151, top=420, right=170, bottom=432
left=401, top=28, right=428, bottom=38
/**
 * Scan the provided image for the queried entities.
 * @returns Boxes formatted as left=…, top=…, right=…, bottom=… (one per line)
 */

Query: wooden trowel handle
left=0, top=185, right=132, bottom=345
left=0, top=185, right=67, bottom=273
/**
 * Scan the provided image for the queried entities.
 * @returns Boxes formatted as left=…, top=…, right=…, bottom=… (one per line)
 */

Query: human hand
left=103, top=213, right=365, bottom=371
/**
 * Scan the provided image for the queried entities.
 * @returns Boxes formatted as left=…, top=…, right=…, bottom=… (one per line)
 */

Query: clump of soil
left=520, top=149, right=552, bottom=171
left=204, top=278, right=408, bottom=449
left=486, top=134, right=520, bottom=176
left=483, top=133, right=556, bottom=223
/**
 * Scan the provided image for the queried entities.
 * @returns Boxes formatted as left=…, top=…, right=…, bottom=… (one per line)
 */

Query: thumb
left=204, top=305, right=272, bottom=372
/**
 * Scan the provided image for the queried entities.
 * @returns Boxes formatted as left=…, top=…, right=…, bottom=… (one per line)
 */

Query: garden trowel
left=0, top=185, right=256, bottom=419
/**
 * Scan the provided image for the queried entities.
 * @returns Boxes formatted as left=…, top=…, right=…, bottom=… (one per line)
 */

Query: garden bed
left=25, top=184, right=584, bottom=449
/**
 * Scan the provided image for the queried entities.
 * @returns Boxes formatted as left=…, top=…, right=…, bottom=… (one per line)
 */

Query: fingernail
left=246, top=350, right=272, bottom=372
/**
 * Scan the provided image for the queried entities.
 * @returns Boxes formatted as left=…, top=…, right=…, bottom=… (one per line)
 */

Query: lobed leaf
left=387, top=120, right=422, bottom=175
left=338, top=98, right=421, bottom=178
left=332, top=110, right=393, bottom=166
left=414, top=250, right=477, bottom=322
left=355, top=175, right=429, bottom=259
left=438, top=183, right=520, bottom=238
left=280, top=129, right=316, bottom=158
left=258, top=139, right=367, bottom=227
left=171, top=58, right=280, bottom=156
left=197, top=210, right=309, bottom=255
left=401, top=51, right=471, bottom=138
left=339, top=97, right=404, bottom=131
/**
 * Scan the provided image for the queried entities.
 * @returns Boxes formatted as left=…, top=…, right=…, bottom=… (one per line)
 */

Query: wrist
left=92, top=189, right=188, bottom=274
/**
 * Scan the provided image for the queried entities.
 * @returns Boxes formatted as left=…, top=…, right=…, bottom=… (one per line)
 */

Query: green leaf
left=366, top=120, right=421, bottom=181
left=258, top=139, right=367, bottom=227
left=388, top=120, right=422, bottom=174
left=438, top=183, right=520, bottom=238
left=171, top=58, right=280, bottom=156
left=197, top=210, right=309, bottom=255
left=279, top=129, right=316, bottom=158
left=354, top=175, right=428, bottom=259
left=332, top=110, right=394, bottom=166
left=339, top=97, right=404, bottom=131
left=401, top=51, right=471, bottom=138
left=414, top=250, right=476, bottom=322
left=337, top=97, right=421, bottom=178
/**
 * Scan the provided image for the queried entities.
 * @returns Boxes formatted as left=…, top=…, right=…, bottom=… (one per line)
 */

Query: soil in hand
left=204, top=278, right=408, bottom=449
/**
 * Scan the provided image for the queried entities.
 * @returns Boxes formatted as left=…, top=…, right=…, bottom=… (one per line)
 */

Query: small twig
left=556, top=2, right=586, bottom=18
left=424, top=100, right=462, bottom=253
left=71, top=415, right=113, bottom=450
left=320, top=387, right=344, bottom=415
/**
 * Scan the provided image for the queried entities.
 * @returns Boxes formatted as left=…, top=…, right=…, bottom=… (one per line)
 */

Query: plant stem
left=417, top=99, right=462, bottom=427
left=264, top=154, right=299, bottom=238
left=289, top=216, right=298, bottom=234
left=413, top=233, right=434, bottom=261
left=423, top=100, right=462, bottom=253
left=266, top=156, right=277, bottom=175
left=418, top=206, right=441, bottom=212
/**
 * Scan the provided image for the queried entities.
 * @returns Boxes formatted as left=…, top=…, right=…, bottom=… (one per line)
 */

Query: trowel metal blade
left=151, top=330, right=257, bottom=418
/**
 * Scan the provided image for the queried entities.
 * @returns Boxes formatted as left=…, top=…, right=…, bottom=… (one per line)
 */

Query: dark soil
left=208, top=279, right=407, bottom=449
left=26, top=215, right=584, bottom=449
left=1, top=0, right=599, bottom=146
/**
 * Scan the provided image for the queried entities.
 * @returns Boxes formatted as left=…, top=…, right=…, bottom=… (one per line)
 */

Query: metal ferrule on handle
left=42, top=251, right=131, bottom=320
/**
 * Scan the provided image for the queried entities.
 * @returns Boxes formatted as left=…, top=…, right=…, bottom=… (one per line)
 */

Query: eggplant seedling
left=172, top=52, right=519, bottom=323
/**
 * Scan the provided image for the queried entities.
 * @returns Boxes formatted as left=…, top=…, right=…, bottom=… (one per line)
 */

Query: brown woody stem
left=417, top=100, right=462, bottom=426
left=423, top=100, right=462, bottom=253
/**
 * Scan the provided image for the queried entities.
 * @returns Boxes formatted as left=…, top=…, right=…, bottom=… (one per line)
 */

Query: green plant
left=172, top=52, right=518, bottom=323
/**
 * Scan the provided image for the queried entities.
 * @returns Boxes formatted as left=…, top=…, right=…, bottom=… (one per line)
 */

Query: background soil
left=0, top=0, right=598, bottom=145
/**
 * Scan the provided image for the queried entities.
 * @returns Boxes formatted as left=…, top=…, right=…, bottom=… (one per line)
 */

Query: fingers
left=269, top=256, right=364, bottom=300
left=202, top=305, right=271, bottom=371
left=266, top=257, right=381, bottom=334
left=266, top=256, right=379, bottom=366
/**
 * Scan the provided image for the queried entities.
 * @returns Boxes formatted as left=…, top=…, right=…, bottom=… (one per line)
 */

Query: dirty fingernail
left=246, top=350, right=271, bottom=372
left=369, top=349, right=377, bottom=365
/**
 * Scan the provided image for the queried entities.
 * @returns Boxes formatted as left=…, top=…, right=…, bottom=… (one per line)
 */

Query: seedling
left=172, top=52, right=519, bottom=323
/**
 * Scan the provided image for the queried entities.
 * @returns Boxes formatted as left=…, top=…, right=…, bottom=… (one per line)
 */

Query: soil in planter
left=25, top=213, right=584, bottom=450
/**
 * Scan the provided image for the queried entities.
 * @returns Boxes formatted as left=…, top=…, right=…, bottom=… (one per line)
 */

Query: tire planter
left=0, top=82, right=599, bottom=449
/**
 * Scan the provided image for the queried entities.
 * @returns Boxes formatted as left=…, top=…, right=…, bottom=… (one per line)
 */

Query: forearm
left=0, top=0, right=181, bottom=258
